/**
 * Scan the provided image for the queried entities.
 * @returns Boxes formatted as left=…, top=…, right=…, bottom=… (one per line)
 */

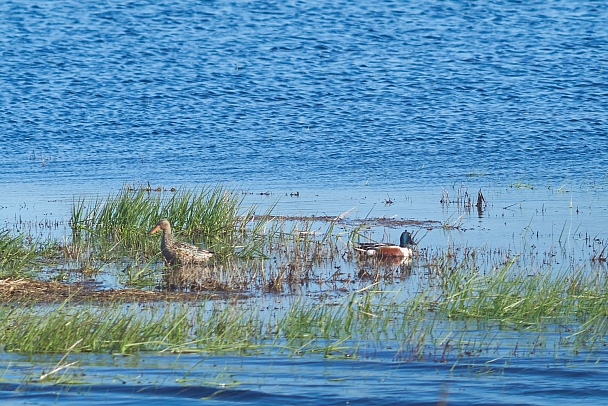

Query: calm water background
left=1, top=0, right=608, bottom=404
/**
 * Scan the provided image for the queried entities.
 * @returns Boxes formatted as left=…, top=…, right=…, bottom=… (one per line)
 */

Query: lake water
left=3, top=349, right=608, bottom=405
left=1, top=0, right=608, bottom=404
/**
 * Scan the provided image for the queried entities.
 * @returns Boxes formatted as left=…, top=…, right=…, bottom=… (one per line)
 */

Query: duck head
left=399, top=230, right=415, bottom=247
left=149, top=219, right=172, bottom=235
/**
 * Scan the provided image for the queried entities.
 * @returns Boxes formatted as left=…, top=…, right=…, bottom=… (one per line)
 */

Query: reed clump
left=70, top=186, right=271, bottom=260
left=0, top=230, right=39, bottom=278
left=430, top=252, right=608, bottom=327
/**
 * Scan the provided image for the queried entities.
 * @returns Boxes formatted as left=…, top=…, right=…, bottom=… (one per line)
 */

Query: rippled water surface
left=1, top=349, right=608, bottom=405
left=1, top=0, right=607, bottom=193
left=1, top=0, right=608, bottom=404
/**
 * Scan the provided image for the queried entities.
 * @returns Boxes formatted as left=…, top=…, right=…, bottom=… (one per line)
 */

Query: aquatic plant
left=70, top=186, right=272, bottom=260
left=0, top=230, right=39, bottom=277
left=2, top=184, right=608, bottom=362
left=0, top=261, right=606, bottom=358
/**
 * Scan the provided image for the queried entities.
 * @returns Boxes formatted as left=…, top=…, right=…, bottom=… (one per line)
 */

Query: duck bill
left=148, top=225, right=161, bottom=235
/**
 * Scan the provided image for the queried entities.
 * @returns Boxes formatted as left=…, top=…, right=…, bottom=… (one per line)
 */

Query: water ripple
left=0, top=0, right=607, bottom=190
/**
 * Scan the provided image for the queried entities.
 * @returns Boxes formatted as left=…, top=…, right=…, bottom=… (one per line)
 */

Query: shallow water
left=1, top=0, right=608, bottom=404
left=3, top=186, right=608, bottom=404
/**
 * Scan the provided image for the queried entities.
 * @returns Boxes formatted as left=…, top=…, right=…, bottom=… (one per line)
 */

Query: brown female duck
left=148, top=219, right=213, bottom=265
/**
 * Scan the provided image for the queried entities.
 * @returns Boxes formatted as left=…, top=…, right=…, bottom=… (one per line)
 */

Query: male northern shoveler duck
left=148, top=219, right=213, bottom=265
left=354, top=230, right=415, bottom=259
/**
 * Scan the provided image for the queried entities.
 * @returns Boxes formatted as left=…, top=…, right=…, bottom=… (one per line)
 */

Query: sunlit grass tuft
left=70, top=185, right=273, bottom=260
left=0, top=230, right=39, bottom=278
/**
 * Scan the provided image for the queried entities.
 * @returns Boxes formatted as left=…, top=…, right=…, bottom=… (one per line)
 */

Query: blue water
left=2, top=349, right=608, bottom=405
left=1, top=0, right=607, bottom=194
left=2, top=0, right=608, bottom=404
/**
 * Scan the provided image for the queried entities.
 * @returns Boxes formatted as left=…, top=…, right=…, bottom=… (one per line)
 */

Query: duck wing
left=174, top=241, right=213, bottom=263
left=354, top=242, right=390, bottom=253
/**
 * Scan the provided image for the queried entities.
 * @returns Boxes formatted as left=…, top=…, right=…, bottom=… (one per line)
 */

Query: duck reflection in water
left=162, top=264, right=213, bottom=291
left=356, top=256, right=413, bottom=280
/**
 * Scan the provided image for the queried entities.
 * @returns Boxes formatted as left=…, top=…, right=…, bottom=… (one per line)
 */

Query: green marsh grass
left=0, top=230, right=39, bottom=277
left=1, top=257, right=607, bottom=358
left=3, top=185, right=608, bottom=361
left=71, top=186, right=275, bottom=261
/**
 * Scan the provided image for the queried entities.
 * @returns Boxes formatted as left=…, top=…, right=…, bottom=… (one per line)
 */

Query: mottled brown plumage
left=148, top=219, right=213, bottom=265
